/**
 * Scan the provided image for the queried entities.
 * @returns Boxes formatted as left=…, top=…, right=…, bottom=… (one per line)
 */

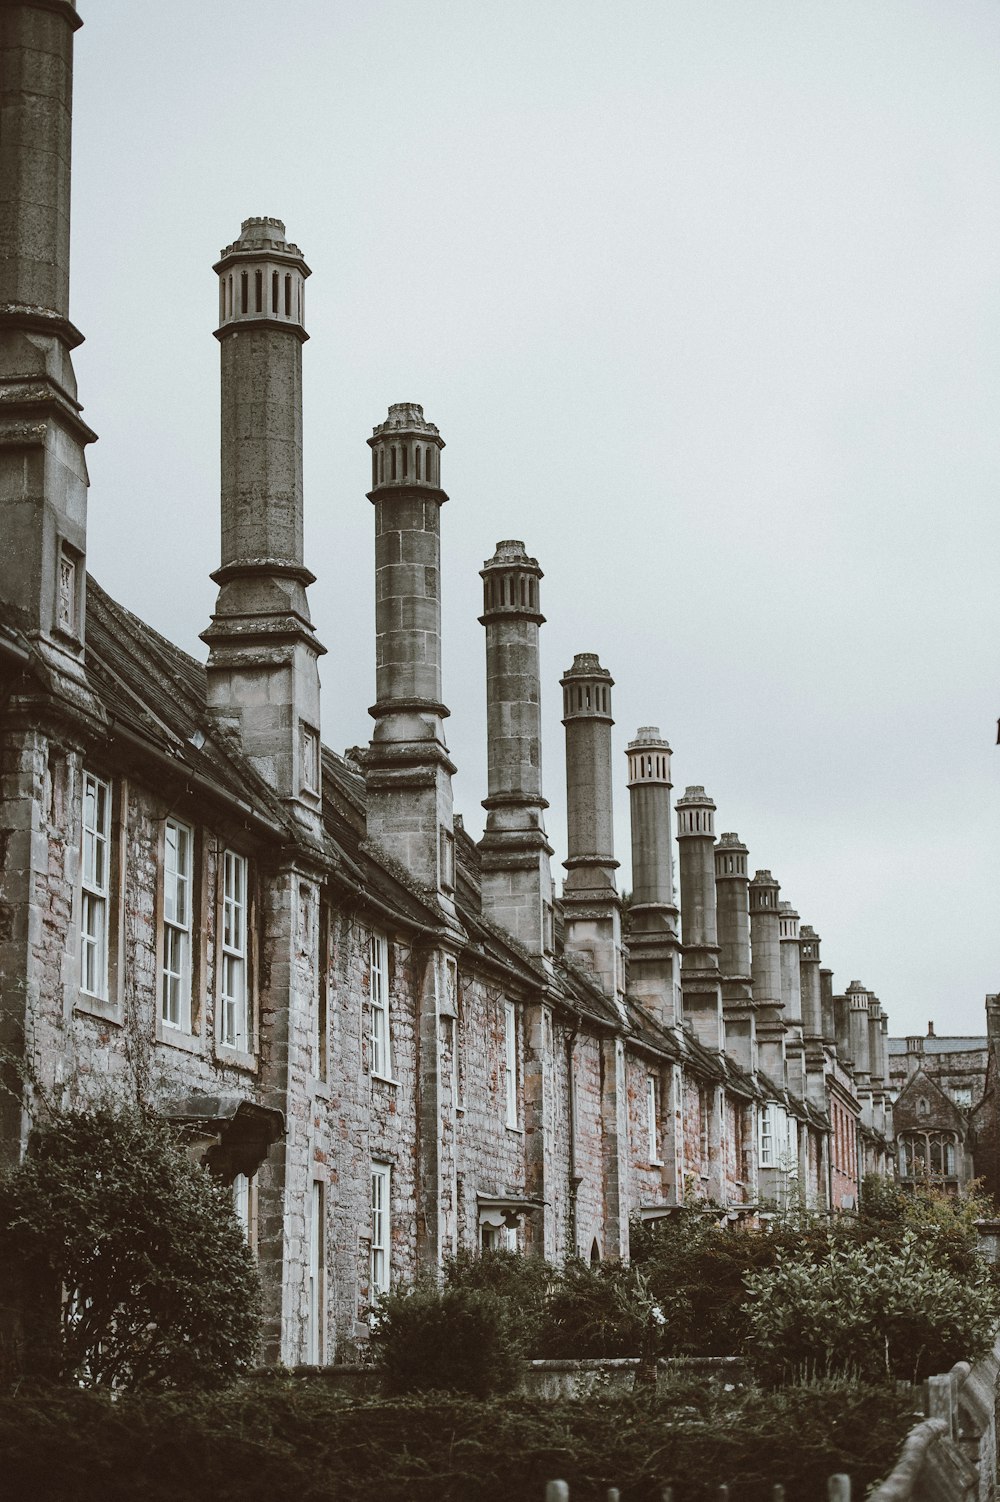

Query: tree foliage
left=743, top=1229, right=999, bottom=1385
left=0, top=1104, right=261, bottom=1390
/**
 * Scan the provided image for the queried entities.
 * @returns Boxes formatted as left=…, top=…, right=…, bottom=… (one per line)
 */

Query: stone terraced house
left=0, top=0, right=893, bottom=1364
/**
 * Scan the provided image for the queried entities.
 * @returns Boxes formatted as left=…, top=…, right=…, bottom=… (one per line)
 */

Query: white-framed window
left=232, top=1172, right=257, bottom=1252
left=785, top=1113, right=799, bottom=1177
left=220, top=850, right=249, bottom=1050
left=162, top=818, right=193, bottom=1030
left=308, top=1181, right=325, bottom=1363
left=371, top=1163, right=391, bottom=1299
left=759, top=1103, right=774, bottom=1168
left=646, top=1075, right=660, bottom=1163
left=505, top=999, right=518, bottom=1128
left=370, top=931, right=390, bottom=1077
left=80, top=771, right=111, bottom=998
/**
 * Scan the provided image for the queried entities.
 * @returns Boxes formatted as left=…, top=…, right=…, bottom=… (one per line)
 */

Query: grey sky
left=71, top=1, right=1000, bottom=1037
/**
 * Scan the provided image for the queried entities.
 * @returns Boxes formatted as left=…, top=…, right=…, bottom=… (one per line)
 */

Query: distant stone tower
left=478, top=541, right=554, bottom=958
left=365, top=403, right=457, bottom=916
left=203, top=217, right=324, bottom=834
left=625, top=727, right=680, bottom=1027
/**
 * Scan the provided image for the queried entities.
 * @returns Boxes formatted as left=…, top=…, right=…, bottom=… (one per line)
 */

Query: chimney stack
left=560, top=653, right=621, bottom=999
left=477, top=541, right=553, bottom=956
left=749, top=871, right=785, bottom=1080
left=675, top=786, right=723, bottom=1051
left=625, top=727, right=680, bottom=1026
left=364, top=403, right=457, bottom=911
left=847, top=981, right=872, bottom=1085
left=0, top=0, right=96, bottom=678
left=202, top=218, right=323, bottom=834
left=714, top=833, right=755, bottom=1070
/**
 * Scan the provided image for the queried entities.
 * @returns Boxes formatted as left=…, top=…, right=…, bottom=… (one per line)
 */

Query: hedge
left=0, top=1376, right=918, bottom=1502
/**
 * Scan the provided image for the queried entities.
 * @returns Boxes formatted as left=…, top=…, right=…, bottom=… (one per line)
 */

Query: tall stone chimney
left=0, top=0, right=96, bottom=688
left=800, top=926, right=823, bottom=1038
left=847, top=980, right=872, bottom=1086
left=819, top=966, right=835, bottom=1045
left=560, top=653, right=621, bottom=999
left=675, top=787, right=723, bottom=1051
left=779, top=900, right=805, bottom=1094
left=202, top=217, right=324, bottom=835
left=365, top=403, right=457, bottom=912
left=477, top=541, right=553, bottom=957
left=714, top=833, right=755, bottom=1070
left=749, top=870, right=785, bottom=1080
left=625, top=727, right=680, bottom=1027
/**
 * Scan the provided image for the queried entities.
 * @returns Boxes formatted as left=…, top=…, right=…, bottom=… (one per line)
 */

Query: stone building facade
left=0, top=0, right=894, bottom=1364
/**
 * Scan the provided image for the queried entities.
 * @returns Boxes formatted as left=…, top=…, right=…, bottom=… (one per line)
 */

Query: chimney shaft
left=560, top=653, right=621, bottom=998
left=203, top=219, right=323, bottom=828
left=0, top=0, right=81, bottom=316
left=714, top=832, right=754, bottom=1070
left=800, top=927, right=823, bottom=1037
left=626, top=727, right=680, bottom=1026
left=0, top=0, right=96, bottom=663
left=478, top=541, right=553, bottom=955
left=364, top=404, right=457, bottom=905
left=715, top=833, right=751, bottom=980
left=676, top=786, right=723, bottom=1050
left=848, top=982, right=872, bottom=1079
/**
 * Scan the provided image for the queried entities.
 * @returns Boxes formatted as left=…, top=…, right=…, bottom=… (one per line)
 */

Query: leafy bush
left=744, top=1229, right=1000, bottom=1385
left=0, top=1375, right=920, bottom=1502
left=370, top=1280, right=525, bottom=1396
left=0, top=1104, right=261, bottom=1390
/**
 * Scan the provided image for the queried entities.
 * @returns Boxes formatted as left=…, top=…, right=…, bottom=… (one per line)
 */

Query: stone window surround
left=160, top=815, right=195, bottom=1036
left=215, top=847, right=258, bottom=1069
left=75, top=768, right=125, bottom=1025
left=369, top=931, right=393, bottom=1082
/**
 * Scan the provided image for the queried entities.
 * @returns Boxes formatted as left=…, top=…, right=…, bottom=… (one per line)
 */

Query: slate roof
left=18, top=576, right=837, bottom=1099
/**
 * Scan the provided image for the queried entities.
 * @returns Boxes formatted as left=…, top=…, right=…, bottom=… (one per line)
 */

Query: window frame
left=308, top=1180, right=325, bottom=1364
left=370, top=1162, right=391, bottom=1301
left=504, top=999, right=519, bottom=1129
left=646, top=1074, right=662, bottom=1165
left=219, top=848, right=251, bottom=1053
left=759, top=1102, right=774, bottom=1169
left=80, top=770, right=112, bottom=1001
left=161, top=816, right=194, bottom=1033
left=369, top=931, right=391, bottom=1079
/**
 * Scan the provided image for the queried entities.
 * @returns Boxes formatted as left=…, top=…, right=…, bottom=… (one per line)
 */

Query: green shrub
left=744, top=1229, right=1000, bottom=1385
left=0, top=1104, right=261, bottom=1390
left=532, top=1258, right=653, bottom=1358
left=443, top=1247, right=552, bottom=1350
left=370, top=1280, right=525, bottom=1396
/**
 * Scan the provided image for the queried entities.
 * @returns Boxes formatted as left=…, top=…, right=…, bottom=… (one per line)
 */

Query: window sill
left=506, top=1124, right=524, bottom=1135
left=215, top=1043, right=258, bottom=1072
left=649, top=1158, right=664, bottom=1168
left=157, top=1024, right=202, bottom=1055
left=371, top=1073, right=399, bottom=1088
left=75, top=992, right=122, bottom=1025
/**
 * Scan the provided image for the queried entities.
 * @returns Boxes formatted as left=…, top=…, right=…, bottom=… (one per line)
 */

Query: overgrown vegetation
left=0, top=1103, right=261, bottom=1390
left=0, top=1374, right=919, bottom=1502
left=371, top=1179, right=1000, bottom=1392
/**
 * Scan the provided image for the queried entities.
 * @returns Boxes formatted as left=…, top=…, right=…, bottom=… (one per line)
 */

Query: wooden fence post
left=827, top=1475, right=851, bottom=1502
left=545, top=1483, right=570, bottom=1502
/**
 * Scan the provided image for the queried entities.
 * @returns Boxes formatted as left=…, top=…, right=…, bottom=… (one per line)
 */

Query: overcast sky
left=69, top=1, right=1000, bottom=1038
